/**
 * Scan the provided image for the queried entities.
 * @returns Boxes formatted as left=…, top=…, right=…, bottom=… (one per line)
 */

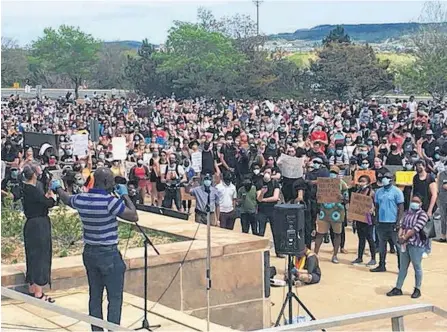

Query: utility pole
left=253, top=0, right=263, bottom=36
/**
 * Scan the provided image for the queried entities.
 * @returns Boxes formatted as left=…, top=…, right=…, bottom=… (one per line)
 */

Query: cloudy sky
left=1, top=0, right=426, bottom=46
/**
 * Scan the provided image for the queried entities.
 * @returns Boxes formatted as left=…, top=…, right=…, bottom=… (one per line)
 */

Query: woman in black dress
left=21, top=163, right=56, bottom=302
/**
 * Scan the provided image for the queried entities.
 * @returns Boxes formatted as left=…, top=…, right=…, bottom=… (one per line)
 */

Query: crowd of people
left=1, top=92, right=447, bottom=313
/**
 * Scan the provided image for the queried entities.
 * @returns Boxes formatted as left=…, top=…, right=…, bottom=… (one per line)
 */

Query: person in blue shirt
left=370, top=172, right=404, bottom=273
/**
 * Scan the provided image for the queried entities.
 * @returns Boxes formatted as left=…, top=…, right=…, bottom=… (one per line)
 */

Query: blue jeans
left=396, top=244, right=424, bottom=289
left=83, top=245, right=127, bottom=331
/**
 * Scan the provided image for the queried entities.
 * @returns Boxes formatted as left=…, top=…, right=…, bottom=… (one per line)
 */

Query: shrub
left=50, top=204, right=83, bottom=250
left=1, top=197, right=25, bottom=238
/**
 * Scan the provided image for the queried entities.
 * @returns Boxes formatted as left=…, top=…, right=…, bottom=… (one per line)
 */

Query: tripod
left=135, top=222, right=161, bottom=331
left=274, top=254, right=317, bottom=327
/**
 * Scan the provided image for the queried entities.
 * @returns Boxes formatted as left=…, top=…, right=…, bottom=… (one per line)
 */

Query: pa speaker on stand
left=271, top=204, right=318, bottom=327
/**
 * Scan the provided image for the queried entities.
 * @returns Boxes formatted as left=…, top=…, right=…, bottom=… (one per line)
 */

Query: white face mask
left=253, top=169, right=260, bottom=175
left=263, top=173, right=271, bottom=182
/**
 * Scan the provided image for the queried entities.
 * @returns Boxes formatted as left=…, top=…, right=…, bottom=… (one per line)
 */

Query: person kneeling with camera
left=290, top=248, right=321, bottom=286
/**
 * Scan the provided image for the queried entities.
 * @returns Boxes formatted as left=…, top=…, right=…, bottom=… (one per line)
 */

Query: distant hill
left=104, top=40, right=143, bottom=50
left=269, top=22, right=444, bottom=43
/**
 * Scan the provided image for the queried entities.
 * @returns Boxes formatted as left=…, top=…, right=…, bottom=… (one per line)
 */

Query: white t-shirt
left=166, top=164, right=185, bottom=178
left=216, top=183, right=237, bottom=213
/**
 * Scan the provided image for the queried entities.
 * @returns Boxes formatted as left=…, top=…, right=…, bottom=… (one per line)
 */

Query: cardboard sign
left=317, top=178, right=341, bottom=203
left=111, top=137, right=127, bottom=160
left=71, top=134, right=89, bottom=156
left=354, top=170, right=376, bottom=184
left=348, top=193, right=373, bottom=223
left=13, top=82, right=19, bottom=88
left=278, top=154, right=304, bottom=178
left=395, top=171, right=416, bottom=186
left=191, top=151, right=202, bottom=173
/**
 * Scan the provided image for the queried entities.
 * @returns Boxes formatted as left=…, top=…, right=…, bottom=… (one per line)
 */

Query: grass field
left=287, top=52, right=416, bottom=70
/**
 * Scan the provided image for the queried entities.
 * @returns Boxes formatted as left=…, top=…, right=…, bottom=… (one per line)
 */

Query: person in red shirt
left=310, top=122, right=328, bottom=152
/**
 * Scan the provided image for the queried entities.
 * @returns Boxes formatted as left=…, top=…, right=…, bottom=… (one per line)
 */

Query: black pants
left=241, top=212, right=258, bottom=235
left=182, top=200, right=192, bottom=211
left=220, top=211, right=236, bottom=230
left=356, top=222, right=376, bottom=260
left=304, top=202, right=313, bottom=249
left=376, top=223, right=400, bottom=268
left=162, top=188, right=182, bottom=210
left=281, top=177, right=296, bottom=203
left=258, top=210, right=274, bottom=237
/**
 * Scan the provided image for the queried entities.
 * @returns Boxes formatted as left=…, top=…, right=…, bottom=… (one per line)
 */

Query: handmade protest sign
left=317, top=178, right=341, bottom=203
left=191, top=151, right=202, bottom=173
left=348, top=193, right=373, bottom=223
left=395, top=171, right=416, bottom=186
left=354, top=170, right=376, bottom=184
left=71, top=134, right=89, bottom=156
left=111, top=137, right=127, bottom=160
left=277, top=154, right=304, bottom=178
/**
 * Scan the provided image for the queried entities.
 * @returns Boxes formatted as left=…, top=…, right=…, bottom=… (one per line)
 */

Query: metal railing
left=259, top=304, right=447, bottom=332
left=1, top=286, right=132, bottom=331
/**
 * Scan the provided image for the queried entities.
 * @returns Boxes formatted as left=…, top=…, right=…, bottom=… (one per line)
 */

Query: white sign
left=143, top=152, right=152, bottom=165
left=112, top=137, right=127, bottom=160
left=277, top=154, right=304, bottom=179
left=191, top=152, right=202, bottom=173
left=71, top=134, right=89, bottom=156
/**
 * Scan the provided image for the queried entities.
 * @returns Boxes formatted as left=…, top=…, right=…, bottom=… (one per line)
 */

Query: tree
left=310, top=43, right=393, bottom=100
left=404, top=1, right=447, bottom=101
left=1, top=37, right=29, bottom=86
left=157, top=23, right=246, bottom=98
left=125, top=39, right=169, bottom=97
left=93, top=44, right=129, bottom=89
left=322, top=25, right=351, bottom=46
left=30, top=25, right=100, bottom=98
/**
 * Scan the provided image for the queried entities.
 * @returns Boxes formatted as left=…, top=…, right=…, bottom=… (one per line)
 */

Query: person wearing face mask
left=436, top=127, right=447, bottom=147
left=46, top=155, right=60, bottom=171
left=387, top=195, right=428, bottom=299
left=314, top=166, right=349, bottom=264
left=110, top=160, right=125, bottom=178
left=220, top=134, right=237, bottom=174
left=1, top=167, right=23, bottom=206
left=412, top=160, right=437, bottom=258
left=161, top=155, right=186, bottom=212
left=256, top=168, right=281, bottom=254
left=264, top=138, right=279, bottom=160
left=370, top=172, right=404, bottom=273
left=411, top=121, right=426, bottom=142
left=237, top=176, right=258, bottom=235
left=127, top=181, right=141, bottom=206
left=190, top=174, right=221, bottom=226
left=351, top=175, right=377, bottom=266
left=386, top=143, right=404, bottom=166
left=129, top=159, right=151, bottom=205
left=215, top=173, right=237, bottom=230
left=21, top=162, right=57, bottom=303
left=421, top=130, right=438, bottom=160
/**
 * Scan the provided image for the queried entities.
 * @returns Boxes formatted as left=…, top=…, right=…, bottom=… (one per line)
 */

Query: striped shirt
left=400, top=209, right=428, bottom=247
left=69, top=188, right=125, bottom=246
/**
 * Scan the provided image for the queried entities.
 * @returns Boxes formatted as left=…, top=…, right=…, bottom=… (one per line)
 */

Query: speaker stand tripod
left=274, top=254, right=317, bottom=327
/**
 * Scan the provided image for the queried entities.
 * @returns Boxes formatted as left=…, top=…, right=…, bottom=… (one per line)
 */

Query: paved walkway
left=265, top=228, right=447, bottom=330
left=1, top=287, right=226, bottom=331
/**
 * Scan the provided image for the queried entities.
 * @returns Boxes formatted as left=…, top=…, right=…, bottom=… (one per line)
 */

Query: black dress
left=22, top=183, right=56, bottom=287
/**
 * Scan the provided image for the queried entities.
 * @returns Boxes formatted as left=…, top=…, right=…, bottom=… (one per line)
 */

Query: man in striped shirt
left=53, top=167, right=138, bottom=331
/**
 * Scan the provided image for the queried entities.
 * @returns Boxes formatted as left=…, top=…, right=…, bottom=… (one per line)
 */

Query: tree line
left=2, top=2, right=446, bottom=101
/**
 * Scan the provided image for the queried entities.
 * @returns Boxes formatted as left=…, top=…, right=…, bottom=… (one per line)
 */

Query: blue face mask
left=313, top=163, right=321, bottom=170
left=336, top=150, right=343, bottom=156
left=381, top=178, right=391, bottom=186
left=329, top=173, right=337, bottom=179
left=204, top=180, right=212, bottom=187
left=410, top=202, right=420, bottom=211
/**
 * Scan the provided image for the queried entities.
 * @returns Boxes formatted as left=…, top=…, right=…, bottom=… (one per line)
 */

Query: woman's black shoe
left=386, top=288, right=403, bottom=297
left=437, top=238, right=447, bottom=243
left=411, top=288, right=421, bottom=299
left=370, top=266, right=386, bottom=272
left=390, top=247, right=396, bottom=254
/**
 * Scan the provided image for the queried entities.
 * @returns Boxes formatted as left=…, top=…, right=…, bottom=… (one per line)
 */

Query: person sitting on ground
left=290, top=248, right=321, bottom=286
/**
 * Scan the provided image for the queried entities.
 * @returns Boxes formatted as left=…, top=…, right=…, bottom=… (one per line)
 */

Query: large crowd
left=2, top=92, right=447, bottom=301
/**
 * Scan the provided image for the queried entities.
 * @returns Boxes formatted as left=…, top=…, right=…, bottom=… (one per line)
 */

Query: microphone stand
left=205, top=185, right=212, bottom=332
left=135, top=222, right=161, bottom=331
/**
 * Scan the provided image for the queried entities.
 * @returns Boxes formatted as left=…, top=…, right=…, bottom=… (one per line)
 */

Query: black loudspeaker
left=263, top=250, right=271, bottom=298
left=271, top=204, right=306, bottom=256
